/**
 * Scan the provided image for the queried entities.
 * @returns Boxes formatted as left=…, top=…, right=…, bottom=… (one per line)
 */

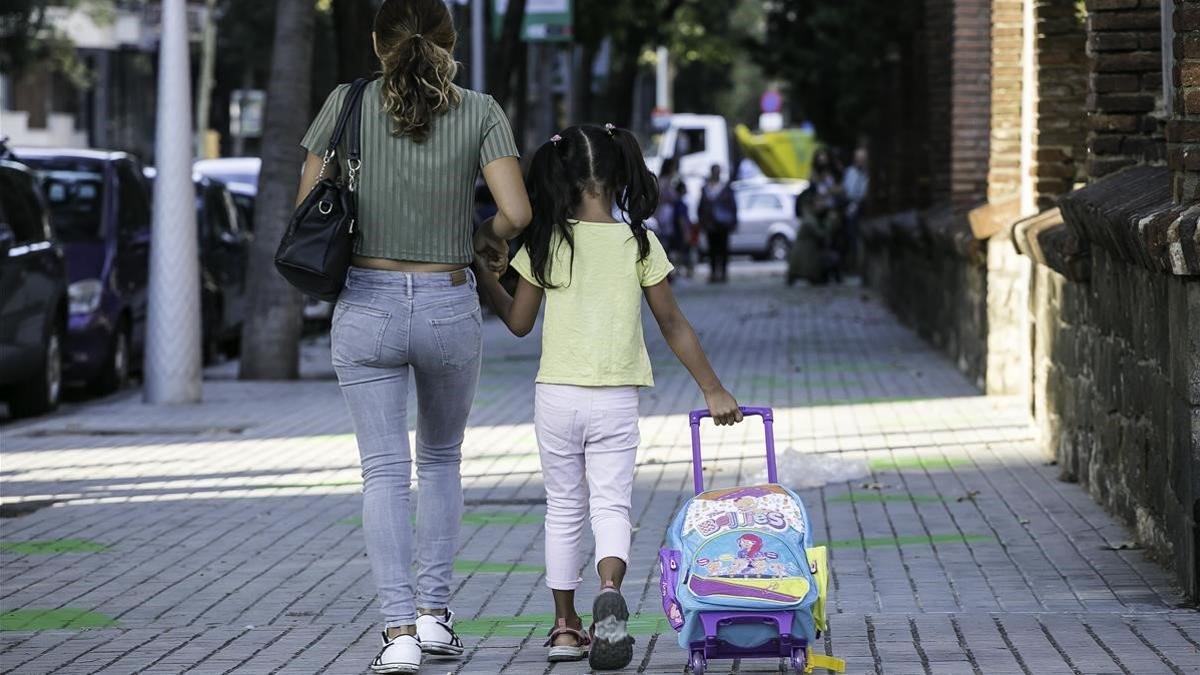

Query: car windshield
left=25, top=158, right=106, bottom=241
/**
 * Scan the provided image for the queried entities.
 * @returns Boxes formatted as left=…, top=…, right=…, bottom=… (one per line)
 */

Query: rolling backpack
left=658, top=406, right=844, bottom=674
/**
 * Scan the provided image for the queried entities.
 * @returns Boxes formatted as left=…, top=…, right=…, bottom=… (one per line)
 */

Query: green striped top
left=300, top=81, right=519, bottom=264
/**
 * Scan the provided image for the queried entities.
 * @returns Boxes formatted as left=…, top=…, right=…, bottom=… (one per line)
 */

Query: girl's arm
left=643, top=280, right=743, bottom=426
left=474, top=262, right=543, bottom=337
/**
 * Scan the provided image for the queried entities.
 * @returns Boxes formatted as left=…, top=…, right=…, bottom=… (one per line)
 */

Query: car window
left=27, top=157, right=106, bottom=241
left=675, top=128, right=706, bottom=157
left=0, top=167, right=48, bottom=244
left=747, top=194, right=783, bottom=211
left=203, top=186, right=240, bottom=239
left=116, top=161, right=150, bottom=237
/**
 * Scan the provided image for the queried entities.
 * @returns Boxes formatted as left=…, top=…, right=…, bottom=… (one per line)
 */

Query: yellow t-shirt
left=510, top=221, right=674, bottom=387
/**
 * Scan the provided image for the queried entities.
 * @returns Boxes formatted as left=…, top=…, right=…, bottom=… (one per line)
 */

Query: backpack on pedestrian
left=658, top=407, right=844, bottom=674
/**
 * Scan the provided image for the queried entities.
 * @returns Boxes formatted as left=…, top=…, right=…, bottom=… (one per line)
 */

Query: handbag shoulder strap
left=324, top=78, right=371, bottom=159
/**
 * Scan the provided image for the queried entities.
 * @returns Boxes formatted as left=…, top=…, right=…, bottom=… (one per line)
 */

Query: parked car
left=19, top=148, right=152, bottom=392
left=193, top=157, right=259, bottom=229
left=0, top=156, right=68, bottom=417
left=728, top=179, right=808, bottom=261
left=144, top=168, right=252, bottom=361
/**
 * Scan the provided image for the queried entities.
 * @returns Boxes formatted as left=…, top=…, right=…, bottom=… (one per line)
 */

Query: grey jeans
left=331, top=266, right=482, bottom=627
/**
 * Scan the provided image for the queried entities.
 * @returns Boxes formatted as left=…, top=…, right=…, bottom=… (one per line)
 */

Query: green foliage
left=757, top=0, right=920, bottom=146
left=0, top=0, right=109, bottom=86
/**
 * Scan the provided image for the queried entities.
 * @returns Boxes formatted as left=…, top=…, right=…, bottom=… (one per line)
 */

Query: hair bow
left=550, top=134, right=563, bottom=146
left=604, top=123, right=616, bottom=136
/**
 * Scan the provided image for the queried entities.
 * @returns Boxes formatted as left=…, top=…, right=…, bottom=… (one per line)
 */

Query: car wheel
left=768, top=234, right=791, bottom=262
left=92, top=326, right=129, bottom=395
left=8, top=324, right=63, bottom=418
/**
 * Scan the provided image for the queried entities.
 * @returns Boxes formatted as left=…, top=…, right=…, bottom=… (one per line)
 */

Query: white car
left=692, top=179, right=807, bottom=261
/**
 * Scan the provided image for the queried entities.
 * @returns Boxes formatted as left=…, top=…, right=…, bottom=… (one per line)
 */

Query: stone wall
left=1016, top=167, right=1200, bottom=597
left=862, top=209, right=989, bottom=388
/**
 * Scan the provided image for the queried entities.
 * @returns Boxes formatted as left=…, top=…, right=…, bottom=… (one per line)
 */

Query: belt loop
left=406, top=273, right=412, bottom=298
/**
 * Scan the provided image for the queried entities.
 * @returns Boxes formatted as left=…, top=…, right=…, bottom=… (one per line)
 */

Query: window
left=116, top=161, right=150, bottom=237
left=747, top=194, right=784, bottom=212
left=0, top=168, right=47, bottom=243
left=675, top=128, right=707, bottom=157
left=26, top=157, right=105, bottom=241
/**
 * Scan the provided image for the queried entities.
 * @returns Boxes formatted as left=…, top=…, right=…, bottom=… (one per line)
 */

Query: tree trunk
left=607, top=44, right=638, bottom=128
left=489, top=0, right=526, bottom=106
left=333, top=0, right=377, bottom=81
left=577, top=41, right=597, bottom=124
left=239, top=0, right=315, bottom=380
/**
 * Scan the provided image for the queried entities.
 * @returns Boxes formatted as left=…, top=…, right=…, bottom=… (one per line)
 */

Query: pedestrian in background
left=474, top=124, right=742, bottom=671
left=839, top=147, right=869, bottom=273
left=698, top=163, right=738, bottom=283
left=296, top=1, right=531, bottom=672
left=656, top=159, right=694, bottom=279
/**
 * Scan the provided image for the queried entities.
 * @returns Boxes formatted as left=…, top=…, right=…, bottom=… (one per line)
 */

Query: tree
left=333, top=0, right=376, bottom=82
left=756, top=0, right=919, bottom=147
left=239, top=0, right=316, bottom=380
left=488, top=0, right=526, bottom=109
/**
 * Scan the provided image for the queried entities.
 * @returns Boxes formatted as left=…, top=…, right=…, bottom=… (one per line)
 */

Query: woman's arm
left=296, top=152, right=330, bottom=207
left=474, top=261, right=543, bottom=337
left=643, top=280, right=742, bottom=425
left=481, top=156, right=531, bottom=239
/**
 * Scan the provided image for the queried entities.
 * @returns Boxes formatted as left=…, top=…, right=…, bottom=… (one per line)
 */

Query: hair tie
left=411, top=33, right=423, bottom=40
left=550, top=134, right=562, bottom=147
left=604, top=123, right=616, bottom=136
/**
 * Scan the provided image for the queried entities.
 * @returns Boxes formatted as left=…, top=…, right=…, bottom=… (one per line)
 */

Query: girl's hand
left=473, top=220, right=509, bottom=274
left=704, top=389, right=743, bottom=426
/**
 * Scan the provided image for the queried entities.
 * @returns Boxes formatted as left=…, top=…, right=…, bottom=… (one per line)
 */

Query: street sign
left=760, top=89, right=782, bottom=114
left=494, top=0, right=573, bottom=42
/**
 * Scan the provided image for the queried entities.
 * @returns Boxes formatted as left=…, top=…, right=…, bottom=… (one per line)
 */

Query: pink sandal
left=545, top=617, right=591, bottom=662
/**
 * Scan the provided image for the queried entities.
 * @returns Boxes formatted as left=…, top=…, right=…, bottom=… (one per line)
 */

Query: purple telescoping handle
left=688, top=406, right=777, bottom=495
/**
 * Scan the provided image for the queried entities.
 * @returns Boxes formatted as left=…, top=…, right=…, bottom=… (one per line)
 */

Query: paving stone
left=2, top=271, right=1198, bottom=674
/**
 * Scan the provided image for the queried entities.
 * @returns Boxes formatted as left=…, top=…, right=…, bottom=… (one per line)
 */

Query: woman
left=295, top=1, right=530, bottom=672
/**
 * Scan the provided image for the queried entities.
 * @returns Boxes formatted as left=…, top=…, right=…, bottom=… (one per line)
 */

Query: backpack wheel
left=689, top=650, right=707, bottom=674
left=790, top=648, right=807, bottom=673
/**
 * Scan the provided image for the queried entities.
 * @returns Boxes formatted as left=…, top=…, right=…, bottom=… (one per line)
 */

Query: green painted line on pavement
left=0, top=609, right=118, bottom=631
left=828, top=493, right=944, bottom=504
left=870, top=456, right=969, bottom=471
left=454, top=560, right=543, bottom=575
left=807, top=395, right=927, bottom=406
left=826, top=534, right=993, bottom=549
left=454, top=613, right=670, bottom=637
left=0, top=539, right=109, bottom=555
left=339, top=511, right=543, bottom=528
left=462, top=512, right=542, bottom=526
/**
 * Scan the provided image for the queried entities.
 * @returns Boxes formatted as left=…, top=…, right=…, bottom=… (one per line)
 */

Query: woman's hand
left=704, top=388, right=743, bottom=426
left=473, top=221, right=508, bottom=274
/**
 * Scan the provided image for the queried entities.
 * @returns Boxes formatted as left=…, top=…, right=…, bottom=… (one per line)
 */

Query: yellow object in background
left=735, top=124, right=818, bottom=180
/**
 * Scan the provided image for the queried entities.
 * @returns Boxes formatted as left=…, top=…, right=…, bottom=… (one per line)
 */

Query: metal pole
left=471, top=0, right=485, bottom=91
left=145, top=0, right=202, bottom=404
left=195, top=0, right=218, bottom=159
left=655, top=45, right=669, bottom=111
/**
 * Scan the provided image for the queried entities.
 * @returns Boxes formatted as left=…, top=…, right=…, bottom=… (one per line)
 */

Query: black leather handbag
left=274, top=77, right=371, bottom=301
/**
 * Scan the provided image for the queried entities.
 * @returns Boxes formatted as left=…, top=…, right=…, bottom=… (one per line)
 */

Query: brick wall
left=952, top=0, right=994, bottom=210
left=990, top=0, right=1025, bottom=201
left=1035, top=1, right=1090, bottom=206
left=927, top=0, right=956, bottom=206
left=1085, top=0, right=1166, bottom=179
left=1169, top=0, right=1200, bottom=200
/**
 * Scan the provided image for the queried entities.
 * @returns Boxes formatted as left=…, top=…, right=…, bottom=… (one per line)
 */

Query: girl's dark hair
left=523, top=124, right=658, bottom=288
left=373, top=0, right=461, bottom=142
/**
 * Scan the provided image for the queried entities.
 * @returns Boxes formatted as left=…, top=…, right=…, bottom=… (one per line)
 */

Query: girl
left=298, top=1, right=530, bottom=672
left=474, top=124, right=742, bottom=671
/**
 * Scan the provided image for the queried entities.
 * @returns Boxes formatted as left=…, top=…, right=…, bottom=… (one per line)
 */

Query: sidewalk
left=2, top=270, right=1197, bottom=674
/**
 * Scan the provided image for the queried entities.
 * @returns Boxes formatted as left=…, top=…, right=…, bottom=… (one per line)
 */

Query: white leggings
left=535, top=383, right=640, bottom=591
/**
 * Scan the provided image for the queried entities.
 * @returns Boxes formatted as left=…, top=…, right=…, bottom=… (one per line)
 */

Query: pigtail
left=606, top=126, right=657, bottom=261
left=525, top=140, right=577, bottom=288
